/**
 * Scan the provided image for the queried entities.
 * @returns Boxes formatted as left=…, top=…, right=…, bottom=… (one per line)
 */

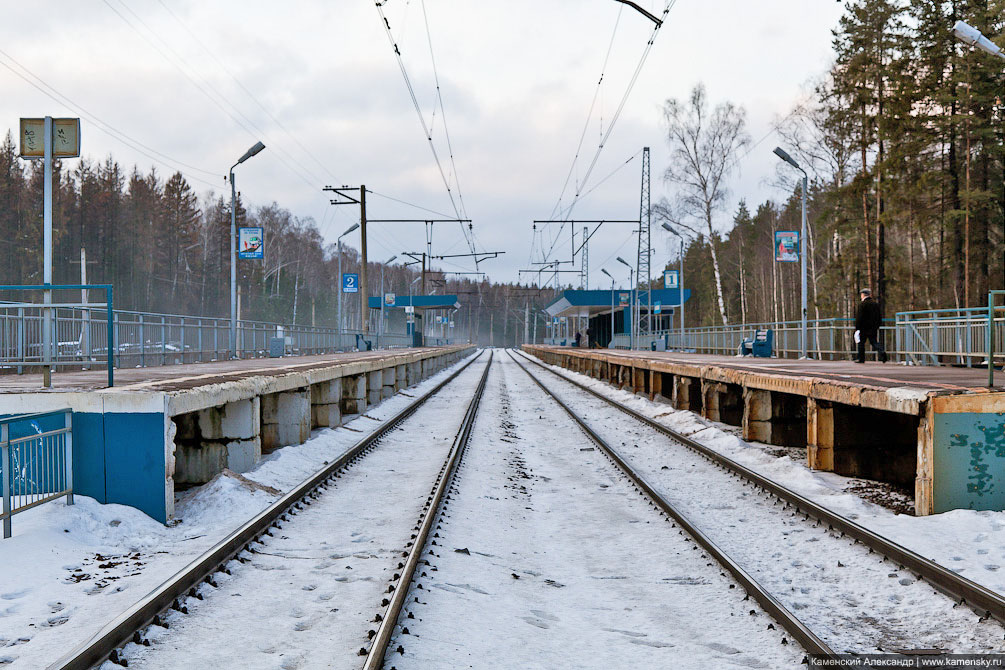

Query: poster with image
left=775, top=231, right=799, bottom=262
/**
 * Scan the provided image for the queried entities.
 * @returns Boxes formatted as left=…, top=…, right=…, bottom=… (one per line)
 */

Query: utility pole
left=359, top=186, right=368, bottom=333
left=637, top=147, right=651, bottom=346
left=324, top=185, right=370, bottom=332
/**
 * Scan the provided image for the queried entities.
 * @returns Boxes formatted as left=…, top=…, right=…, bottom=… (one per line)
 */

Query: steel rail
left=507, top=350, right=835, bottom=658
left=513, top=349, right=1005, bottom=625
left=47, top=349, right=486, bottom=670
left=363, top=351, right=493, bottom=668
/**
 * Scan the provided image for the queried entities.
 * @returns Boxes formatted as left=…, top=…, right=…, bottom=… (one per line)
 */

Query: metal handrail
left=1, top=408, right=73, bottom=538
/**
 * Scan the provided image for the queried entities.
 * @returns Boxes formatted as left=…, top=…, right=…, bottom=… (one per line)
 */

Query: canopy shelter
left=367, top=294, right=460, bottom=311
left=543, top=289, right=691, bottom=348
left=367, top=294, right=460, bottom=346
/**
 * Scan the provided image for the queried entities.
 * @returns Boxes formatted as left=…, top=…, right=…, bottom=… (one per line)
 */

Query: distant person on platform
left=854, top=288, right=887, bottom=363
left=574, top=331, right=582, bottom=348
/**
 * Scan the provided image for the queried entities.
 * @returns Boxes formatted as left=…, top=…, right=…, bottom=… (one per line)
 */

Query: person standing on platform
left=854, top=288, right=887, bottom=363
left=574, top=331, right=582, bottom=348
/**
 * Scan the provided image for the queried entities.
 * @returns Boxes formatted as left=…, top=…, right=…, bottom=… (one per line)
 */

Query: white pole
left=229, top=168, right=237, bottom=359
left=42, top=116, right=53, bottom=387
left=800, top=172, right=808, bottom=359
left=337, top=239, right=343, bottom=348
left=679, top=239, right=684, bottom=349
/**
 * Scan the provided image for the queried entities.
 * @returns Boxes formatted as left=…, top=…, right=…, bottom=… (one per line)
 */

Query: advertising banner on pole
left=238, top=227, right=264, bottom=259
left=775, top=231, right=799, bottom=262
left=618, top=292, right=630, bottom=306
left=342, top=273, right=359, bottom=293
left=664, top=270, right=679, bottom=289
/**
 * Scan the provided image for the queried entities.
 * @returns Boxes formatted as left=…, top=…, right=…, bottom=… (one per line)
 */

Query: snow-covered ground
left=391, top=354, right=804, bottom=668
left=521, top=350, right=1005, bottom=599
left=518, top=350, right=1005, bottom=652
left=0, top=352, right=480, bottom=670
left=116, top=354, right=490, bottom=670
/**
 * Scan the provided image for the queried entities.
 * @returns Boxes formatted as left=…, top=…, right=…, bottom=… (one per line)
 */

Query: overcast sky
left=1, top=0, right=845, bottom=290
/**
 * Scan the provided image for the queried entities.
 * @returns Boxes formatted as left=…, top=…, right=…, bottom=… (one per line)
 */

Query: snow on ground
left=393, top=354, right=804, bottom=669
left=117, top=355, right=490, bottom=670
left=0, top=352, right=480, bottom=670
left=524, top=351, right=1005, bottom=600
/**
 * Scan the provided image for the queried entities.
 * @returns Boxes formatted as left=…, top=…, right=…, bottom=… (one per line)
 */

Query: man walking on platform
left=854, top=288, right=887, bottom=363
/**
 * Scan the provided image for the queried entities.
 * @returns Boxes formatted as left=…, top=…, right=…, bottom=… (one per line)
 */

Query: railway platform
left=0, top=346, right=473, bottom=523
left=523, top=344, right=1005, bottom=516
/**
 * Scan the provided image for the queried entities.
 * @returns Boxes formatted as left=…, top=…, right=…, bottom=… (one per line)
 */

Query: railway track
left=510, top=349, right=1005, bottom=656
left=391, top=351, right=805, bottom=668
left=46, top=350, right=489, bottom=670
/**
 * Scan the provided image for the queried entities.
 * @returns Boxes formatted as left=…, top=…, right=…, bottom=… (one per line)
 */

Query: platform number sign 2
left=342, top=273, right=359, bottom=293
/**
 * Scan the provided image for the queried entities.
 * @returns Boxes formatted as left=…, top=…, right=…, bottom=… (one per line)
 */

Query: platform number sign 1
left=342, top=273, right=359, bottom=293
left=664, top=270, right=679, bottom=289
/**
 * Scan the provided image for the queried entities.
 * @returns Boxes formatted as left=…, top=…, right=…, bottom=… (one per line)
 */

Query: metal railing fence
left=0, top=299, right=416, bottom=382
left=894, top=306, right=1004, bottom=367
left=1, top=409, right=73, bottom=538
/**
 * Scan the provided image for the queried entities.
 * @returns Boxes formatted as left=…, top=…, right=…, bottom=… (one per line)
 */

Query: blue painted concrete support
left=934, top=411, right=1005, bottom=513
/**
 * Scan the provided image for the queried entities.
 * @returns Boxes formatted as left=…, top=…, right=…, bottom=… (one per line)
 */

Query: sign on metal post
left=342, top=273, right=359, bottom=293
left=384, top=292, right=395, bottom=306
left=618, top=292, right=630, bottom=307
left=20, top=117, right=81, bottom=388
left=20, top=118, right=80, bottom=158
left=775, top=231, right=799, bottom=262
left=654, top=302, right=662, bottom=314
left=664, top=270, right=679, bottom=289
left=237, top=227, right=264, bottom=259
left=404, top=305, right=415, bottom=314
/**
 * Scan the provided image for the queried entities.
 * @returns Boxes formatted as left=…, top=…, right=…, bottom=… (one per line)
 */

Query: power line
left=374, top=1, right=476, bottom=255
left=542, top=0, right=678, bottom=264
left=152, top=0, right=343, bottom=186
left=421, top=0, right=467, bottom=222
left=102, top=0, right=323, bottom=192
left=0, top=49, right=221, bottom=188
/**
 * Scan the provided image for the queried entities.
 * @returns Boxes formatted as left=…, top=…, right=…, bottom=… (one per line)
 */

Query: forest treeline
left=1, top=0, right=1002, bottom=344
left=661, top=0, right=1005, bottom=327
left=0, top=131, right=536, bottom=343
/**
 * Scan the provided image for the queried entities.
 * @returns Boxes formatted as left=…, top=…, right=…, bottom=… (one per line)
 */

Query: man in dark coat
left=854, top=288, right=887, bottom=363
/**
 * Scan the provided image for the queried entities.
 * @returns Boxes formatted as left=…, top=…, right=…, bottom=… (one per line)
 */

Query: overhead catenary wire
left=373, top=1, right=476, bottom=256
left=539, top=0, right=677, bottom=268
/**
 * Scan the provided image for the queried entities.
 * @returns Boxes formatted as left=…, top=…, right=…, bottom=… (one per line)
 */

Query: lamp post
left=616, top=256, right=634, bottom=349
left=661, top=222, right=685, bottom=350
left=229, top=140, right=265, bottom=359
left=601, top=268, right=615, bottom=348
left=773, top=146, right=809, bottom=359
left=336, top=222, right=360, bottom=348
left=952, top=20, right=1005, bottom=62
left=379, top=255, right=397, bottom=349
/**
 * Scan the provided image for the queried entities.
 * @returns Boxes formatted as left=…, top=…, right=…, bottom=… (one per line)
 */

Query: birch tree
left=661, top=84, right=750, bottom=326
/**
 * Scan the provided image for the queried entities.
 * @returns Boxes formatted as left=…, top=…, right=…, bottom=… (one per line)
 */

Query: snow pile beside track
left=0, top=351, right=479, bottom=670
left=529, top=351, right=1005, bottom=598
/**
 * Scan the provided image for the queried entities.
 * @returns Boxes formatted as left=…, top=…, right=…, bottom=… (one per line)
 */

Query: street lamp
left=773, top=146, right=809, bottom=359
left=336, top=222, right=359, bottom=347
left=952, top=20, right=1005, bottom=62
left=601, top=268, right=615, bottom=347
left=616, top=256, right=634, bottom=350
left=661, top=222, right=685, bottom=350
left=229, top=140, right=265, bottom=359
left=379, top=255, right=397, bottom=348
